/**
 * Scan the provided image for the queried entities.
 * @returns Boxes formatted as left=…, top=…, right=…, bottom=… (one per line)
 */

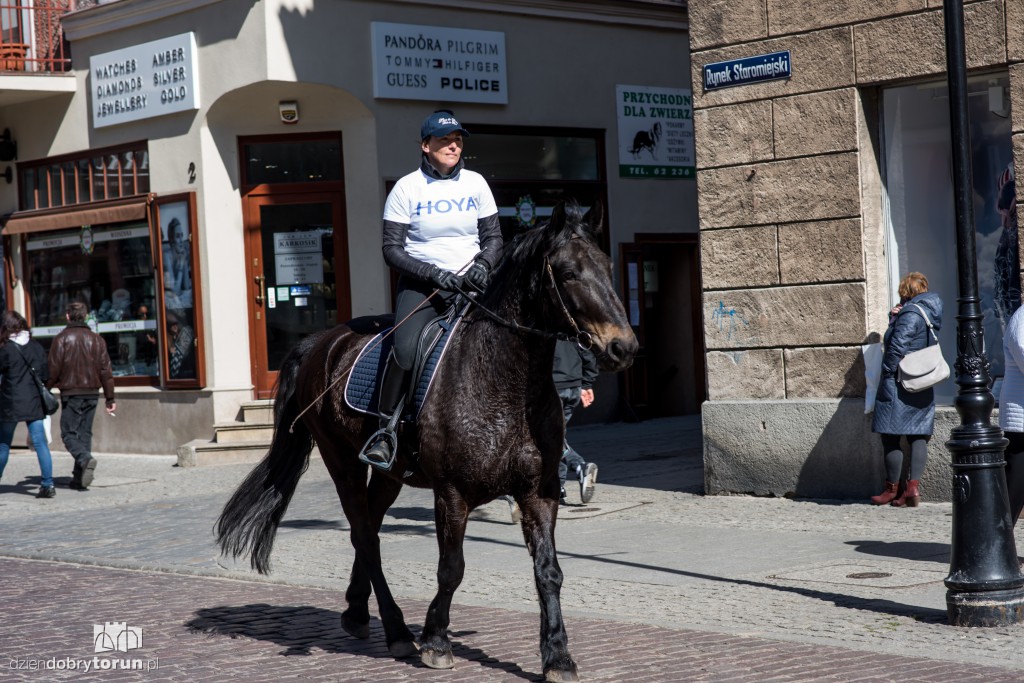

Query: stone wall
left=690, top=0, right=1023, bottom=496
left=691, top=0, right=1018, bottom=403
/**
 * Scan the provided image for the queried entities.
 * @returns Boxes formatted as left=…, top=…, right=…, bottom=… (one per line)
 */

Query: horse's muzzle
left=598, top=334, right=638, bottom=371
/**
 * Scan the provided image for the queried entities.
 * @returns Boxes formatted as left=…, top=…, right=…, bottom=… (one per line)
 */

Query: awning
left=2, top=195, right=152, bottom=236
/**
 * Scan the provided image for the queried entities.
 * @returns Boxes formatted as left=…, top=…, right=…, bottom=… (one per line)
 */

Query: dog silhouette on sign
left=628, top=121, right=662, bottom=159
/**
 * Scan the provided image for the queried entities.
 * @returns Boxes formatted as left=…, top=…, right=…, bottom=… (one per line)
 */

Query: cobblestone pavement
left=3, top=557, right=1024, bottom=682
left=2, top=416, right=1024, bottom=680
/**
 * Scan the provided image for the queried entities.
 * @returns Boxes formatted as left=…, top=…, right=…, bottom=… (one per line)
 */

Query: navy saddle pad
left=344, top=311, right=464, bottom=418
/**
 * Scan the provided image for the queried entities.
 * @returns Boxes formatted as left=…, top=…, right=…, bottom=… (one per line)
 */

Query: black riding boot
left=359, top=358, right=409, bottom=471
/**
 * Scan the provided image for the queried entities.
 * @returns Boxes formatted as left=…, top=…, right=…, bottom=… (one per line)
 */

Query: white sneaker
left=579, top=463, right=598, bottom=503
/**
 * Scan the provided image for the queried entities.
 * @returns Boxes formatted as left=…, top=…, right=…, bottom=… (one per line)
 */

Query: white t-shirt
left=383, top=168, right=498, bottom=273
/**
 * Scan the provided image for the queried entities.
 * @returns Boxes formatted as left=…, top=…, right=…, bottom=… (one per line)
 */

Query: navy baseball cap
left=420, top=110, right=469, bottom=140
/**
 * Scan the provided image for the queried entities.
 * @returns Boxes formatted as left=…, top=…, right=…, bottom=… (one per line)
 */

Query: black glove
left=463, top=259, right=490, bottom=293
left=428, top=265, right=462, bottom=292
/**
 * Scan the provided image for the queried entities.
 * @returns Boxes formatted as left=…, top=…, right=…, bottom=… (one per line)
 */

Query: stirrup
left=359, top=428, right=398, bottom=471
left=359, top=397, right=405, bottom=472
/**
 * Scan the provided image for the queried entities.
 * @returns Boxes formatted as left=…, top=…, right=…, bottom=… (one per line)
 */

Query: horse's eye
left=561, top=269, right=578, bottom=282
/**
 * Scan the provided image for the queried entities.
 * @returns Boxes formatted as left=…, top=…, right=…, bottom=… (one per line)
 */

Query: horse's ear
left=582, top=201, right=604, bottom=237
left=548, top=201, right=567, bottom=233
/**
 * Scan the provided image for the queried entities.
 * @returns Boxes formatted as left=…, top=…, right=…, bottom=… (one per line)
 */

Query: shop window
left=19, top=142, right=149, bottom=211
left=243, top=137, right=342, bottom=186
left=460, top=126, right=607, bottom=247
left=881, top=73, right=1017, bottom=403
left=26, top=222, right=160, bottom=379
left=154, top=193, right=205, bottom=387
left=16, top=191, right=205, bottom=389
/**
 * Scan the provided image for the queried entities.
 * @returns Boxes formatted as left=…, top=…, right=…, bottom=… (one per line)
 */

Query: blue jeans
left=0, top=420, right=54, bottom=488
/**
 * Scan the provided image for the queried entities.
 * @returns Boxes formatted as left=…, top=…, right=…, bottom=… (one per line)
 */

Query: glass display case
left=26, top=220, right=159, bottom=378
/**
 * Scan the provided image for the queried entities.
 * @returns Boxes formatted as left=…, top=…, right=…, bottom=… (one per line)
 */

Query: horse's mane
left=478, top=199, right=600, bottom=316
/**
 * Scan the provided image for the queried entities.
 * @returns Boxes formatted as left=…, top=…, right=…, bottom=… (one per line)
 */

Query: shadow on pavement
left=186, top=603, right=541, bottom=681
left=0, top=482, right=42, bottom=496
left=846, top=539, right=950, bottom=564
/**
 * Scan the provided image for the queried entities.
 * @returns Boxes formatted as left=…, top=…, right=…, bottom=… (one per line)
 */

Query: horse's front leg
left=419, top=485, right=469, bottom=669
left=520, top=494, right=579, bottom=683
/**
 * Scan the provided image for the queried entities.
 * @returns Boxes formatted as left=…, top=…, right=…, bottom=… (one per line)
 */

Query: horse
left=215, top=199, right=638, bottom=682
left=629, top=121, right=662, bottom=159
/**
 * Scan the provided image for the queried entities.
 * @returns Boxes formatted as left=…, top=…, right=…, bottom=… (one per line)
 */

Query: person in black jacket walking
left=870, top=272, right=944, bottom=507
left=0, top=311, right=56, bottom=498
left=553, top=339, right=600, bottom=503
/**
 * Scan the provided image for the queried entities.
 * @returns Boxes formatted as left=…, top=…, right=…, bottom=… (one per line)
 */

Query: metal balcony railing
left=0, top=0, right=92, bottom=73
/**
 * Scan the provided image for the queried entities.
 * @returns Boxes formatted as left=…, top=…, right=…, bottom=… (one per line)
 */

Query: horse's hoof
left=388, top=639, right=419, bottom=658
left=421, top=648, right=456, bottom=669
left=544, top=665, right=580, bottom=682
left=340, top=615, right=370, bottom=640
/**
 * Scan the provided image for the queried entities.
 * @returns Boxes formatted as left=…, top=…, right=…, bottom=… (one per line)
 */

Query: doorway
left=242, top=191, right=350, bottom=398
left=620, top=235, right=704, bottom=418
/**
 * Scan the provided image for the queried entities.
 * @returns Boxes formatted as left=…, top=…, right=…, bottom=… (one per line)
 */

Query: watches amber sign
left=90, top=32, right=199, bottom=128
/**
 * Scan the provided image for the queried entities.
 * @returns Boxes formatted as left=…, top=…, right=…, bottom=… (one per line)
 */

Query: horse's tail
left=215, top=341, right=314, bottom=574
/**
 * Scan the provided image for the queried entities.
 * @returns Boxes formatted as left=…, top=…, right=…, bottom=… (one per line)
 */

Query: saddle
left=344, top=298, right=468, bottom=420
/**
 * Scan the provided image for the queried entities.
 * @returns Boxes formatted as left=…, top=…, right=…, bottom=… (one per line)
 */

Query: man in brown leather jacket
left=47, top=302, right=116, bottom=491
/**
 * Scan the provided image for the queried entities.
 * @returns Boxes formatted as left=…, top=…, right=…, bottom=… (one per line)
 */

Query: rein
left=455, top=258, right=593, bottom=350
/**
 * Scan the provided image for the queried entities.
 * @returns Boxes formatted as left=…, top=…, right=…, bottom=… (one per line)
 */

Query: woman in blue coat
left=0, top=310, right=56, bottom=498
left=871, top=272, right=943, bottom=507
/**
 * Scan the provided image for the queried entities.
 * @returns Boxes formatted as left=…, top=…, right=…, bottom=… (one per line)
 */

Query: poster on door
left=274, top=231, right=323, bottom=285
left=616, top=84, right=694, bottom=179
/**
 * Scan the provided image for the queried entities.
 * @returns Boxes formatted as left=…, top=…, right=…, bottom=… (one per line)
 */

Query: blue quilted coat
left=871, top=292, right=944, bottom=436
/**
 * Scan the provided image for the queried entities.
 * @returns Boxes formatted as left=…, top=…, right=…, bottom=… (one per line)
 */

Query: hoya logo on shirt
left=413, top=197, right=480, bottom=215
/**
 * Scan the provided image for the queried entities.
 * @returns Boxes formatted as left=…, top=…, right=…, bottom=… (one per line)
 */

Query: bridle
left=457, top=258, right=594, bottom=350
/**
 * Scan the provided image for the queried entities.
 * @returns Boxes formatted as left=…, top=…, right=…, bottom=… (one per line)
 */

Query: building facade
left=690, top=0, right=1023, bottom=500
left=0, top=0, right=698, bottom=455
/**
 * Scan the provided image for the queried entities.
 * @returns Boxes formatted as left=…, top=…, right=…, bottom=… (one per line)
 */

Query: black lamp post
left=942, top=0, right=1024, bottom=626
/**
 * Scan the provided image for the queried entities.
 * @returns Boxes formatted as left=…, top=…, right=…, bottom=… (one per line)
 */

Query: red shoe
left=892, top=480, right=921, bottom=507
left=870, top=481, right=900, bottom=505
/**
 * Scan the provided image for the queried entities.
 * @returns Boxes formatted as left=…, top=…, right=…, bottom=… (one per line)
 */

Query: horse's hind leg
left=339, top=470, right=405, bottom=641
left=520, top=496, right=579, bottom=683
left=322, top=450, right=416, bottom=658
left=419, top=486, right=469, bottom=670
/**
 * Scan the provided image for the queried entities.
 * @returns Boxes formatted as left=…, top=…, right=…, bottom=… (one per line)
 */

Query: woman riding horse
left=361, top=109, right=501, bottom=471
left=217, top=199, right=637, bottom=682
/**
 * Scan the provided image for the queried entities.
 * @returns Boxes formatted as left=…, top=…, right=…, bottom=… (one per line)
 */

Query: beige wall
left=691, top=0, right=1021, bottom=402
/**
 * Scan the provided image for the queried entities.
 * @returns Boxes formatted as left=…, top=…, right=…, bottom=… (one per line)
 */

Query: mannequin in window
left=163, top=217, right=193, bottom=309
left=134, top=304, right=158, bottom=374
left=166, top=308, right=195, bottom=379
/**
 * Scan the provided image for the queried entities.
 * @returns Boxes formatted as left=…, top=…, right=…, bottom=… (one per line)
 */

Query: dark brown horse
left=216, top=200, right=637, bottom=682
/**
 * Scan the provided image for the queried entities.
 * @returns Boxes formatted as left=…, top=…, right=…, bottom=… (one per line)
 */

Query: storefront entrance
left=242, top=191, right=350, bottom=398
left=620, top=235, right=704, bottom=418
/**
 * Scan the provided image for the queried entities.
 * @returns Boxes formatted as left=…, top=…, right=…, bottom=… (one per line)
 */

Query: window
left=243, top=137, right=342, bottom=185
left=19, top=143, right=149, bottom=210
left=461, top=126, right=607, bottom=246
left=881, top=73, right=1017, bottom=402
left=154, top=195, right=203, bottom=385
left=17, top=192, right=205, bottom=388
left=26, top=222, right=159, bottom=379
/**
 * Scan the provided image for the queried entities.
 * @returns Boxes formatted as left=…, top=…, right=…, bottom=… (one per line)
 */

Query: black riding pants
left=392, top=277, right=457, bottom=372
